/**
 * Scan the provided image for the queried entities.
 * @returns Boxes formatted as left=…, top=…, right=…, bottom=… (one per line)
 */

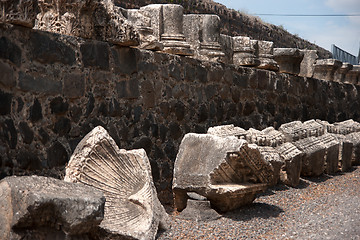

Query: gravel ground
left=157, top=166, right=360, bottom=240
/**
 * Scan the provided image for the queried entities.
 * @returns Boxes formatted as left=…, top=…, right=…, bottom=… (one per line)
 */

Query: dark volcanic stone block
left=81, top=42, right=109, bottom=70
left=47, top=141, right=68, bottom=168
left=16, top=150, right=41, bottom=170
left=116, top=78, right=140, bottom=99
left=0, top=61, right=16, bottom=87
left=19, top=121, right=34, bottom=144
left=30, top=32, right=75, bottom=65
left=29, top=98, right=42, bottom=123
left=1, top=119, right=17, bottom=149
left=18, top=72, right=62, bottom=94
left=0, top=90, right=12, bottom=115
left=63, top=73, right=85, bottom=98
left=0, top=37, right=21, bottom=66
left=50, top=97, right=69, bottom=115
left=53, top=117, right=71, bottom=136
left=112, top=47, right=137, bottom=74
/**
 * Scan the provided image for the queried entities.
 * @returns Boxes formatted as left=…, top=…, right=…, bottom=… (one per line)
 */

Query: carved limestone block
left=299, top=50, right=318, bottom=78
left=173, top=133, right=274, bottom=212
left=246, top=127, right=285, bottom=147
left=65, top=126, right=169, bottom=240
left=303, top=119, right=325, bottom=137
left=329, top=133, right=353, bottom=172
left=293, top=137, right=326, bottom=177
left=345, top=132, right=360, bottom=166
left=273, top=48, right=304, bottom=75
left=278, top=121, right=307, bottom=142
left=0, top=0, right=38, bottom=28
left=35, top=0, right=139, bottom=46
left=315, top=134, right=340, bottom=174
left=219, top=34, right=234, bottom=64
left=207, top=124, right=247, bottom=139
left=0, top=176, right=105, bottom=240
left=258, top=146, right=284, bottom=186
left=256, top=40, right=279, bottom=71
left=334, top=63, right=353, bottom=82
left=333, top=119, right=360, bottom=134
left=275, top=142, right=304, bottom=187
left=344, top=65, right=360, bottom=84
left=313, top=59, right=342, bottom=81
left=183, top=14, right=225, bottom=62
left=232, top=36, right=260, bottom=67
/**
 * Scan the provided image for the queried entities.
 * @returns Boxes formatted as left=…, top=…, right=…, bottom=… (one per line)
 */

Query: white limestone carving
left=0, top=0, right=38, bottom=27
left=232, top=36, right=260, bottom=67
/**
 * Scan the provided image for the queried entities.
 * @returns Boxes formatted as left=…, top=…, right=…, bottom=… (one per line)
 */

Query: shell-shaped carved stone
left=65, top=126, right=168, bottom=240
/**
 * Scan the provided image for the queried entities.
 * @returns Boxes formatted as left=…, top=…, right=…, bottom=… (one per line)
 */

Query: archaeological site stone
left=0, top=175, right=105, bottom=240
left=293, top=137, right=326, bottom=177
left=35, top=0, right=139, bottom=46
left=329, top=133, right=353, bottom=172
left=232, top=36, right=260, bottom=67
left=313, top=59, right=342, bottom=81
left=256, top=40, right=279, bottom=71
left=344, top=65, right=360, bottom=84
left=299, top=50, right=318, bottom=78
left=177, top=199, right=221, bottom=221
left=279, top=121, right=307, bottom=142
left=334, top=63, right=353, bottom=83
left=315, top=134, right=340, bottom=174
left=333, top=119, right=360, bottom=134
left=275, top=142, right=304, bottom=187
left=303, top=119, right=325, bottom=138
left=258, top=146, right=284, bottom=186
left=64, top=126, right=169, bottom=240
left=0, top=0, right=38, bottom=28
left=246, top=127, right=286, bottom=147
left=207, top=124, right=247, bottom=139
left=345, top=132, right=360, bottom=166
left=219, top=34, right=234, bottom=64
left=173, top=133, right=274, bottom=212
left=184, top=14, right=225, bottom=62
left=273, top=48, right=304, bottom=75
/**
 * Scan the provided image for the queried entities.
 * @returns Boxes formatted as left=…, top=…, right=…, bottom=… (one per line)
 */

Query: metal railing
left=332, top=44, right=359, bottom=65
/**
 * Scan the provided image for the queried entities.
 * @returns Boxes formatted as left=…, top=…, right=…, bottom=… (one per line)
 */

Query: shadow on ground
left=222, top=202, right=284, bottom=221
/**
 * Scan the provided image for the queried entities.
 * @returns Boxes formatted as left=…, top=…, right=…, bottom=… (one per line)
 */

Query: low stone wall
left=1, top=23, right=359, bottom=204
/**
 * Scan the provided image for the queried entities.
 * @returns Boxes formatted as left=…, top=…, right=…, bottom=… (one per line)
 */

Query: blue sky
left=215, top=0, right=360, bottom=56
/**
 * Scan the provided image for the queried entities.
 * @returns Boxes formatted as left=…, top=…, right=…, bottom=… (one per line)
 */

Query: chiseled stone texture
left=273, top=48, right=304, bottom=75
left=345, top=132, right=360, bottom=166
left=0, top=0, right=39, bottom=28
left=0, top=175, right=105, bottom=240
left=299, top=49, right=318, bottom=78
left=313, top=59, right=342, bottom=82
left=1, top=24, right=360, bottom=204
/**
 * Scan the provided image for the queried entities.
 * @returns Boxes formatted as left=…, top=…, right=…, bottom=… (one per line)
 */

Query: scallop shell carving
left=64, top=126, right=167, bottom=240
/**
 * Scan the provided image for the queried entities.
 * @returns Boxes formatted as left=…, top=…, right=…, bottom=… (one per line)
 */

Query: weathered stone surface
left=207, top=124, right=246, bottom=139
left=232, top=36, right=259, bottom=67
left=34, top=0, right=139, bottom=46
left=313, top=59, right=342, bottom=81
left=333, top=119, right=360, bottom=134
left=329, top=133, right=353, bottom=172
left=184, top=14, right=225, bottom=62
left=0, top=0, right=38, bottom=27
left=29, top=98, right=42, bottom=123
left=246, top=127, right=285, bottom=147
left=18, top=71, right=62, bottom=94
left=258, top=146, right=284, bottom=186
left=47, top=140, right=68, bottom=168
left=275, top=142, right=303, bottom=187
left=0, top=175, right=105, bottom=240
left=219, top=34, right=233, bottom=64
left=345, top=132, right=360, bottom=166
left=0, top=37, right=22, bottom=67
left=80, top=42, right=109, bottom=70
left=293, top=137, right=326, bottom=177
left=299, top=50, right=318, bottom=78
left=279, top=121, right=307, bottom=142
left=65, top=126, right=169, bottom=240
left=177, top=199, right=221, bottom=221
left=344, top=65, right=360, bottom=84
left=273, top=48, right=304, bottom=75
left=256, top=41, right=279, bottom=71
left=303, top=119, right=325, bottom=138
left=315, top=134, right=340, bottom=174
left=0, top=90, right=12, bottom=115
left=63, top=72, right=85, bottom=98
left=0, top=60, right=16, bottom=87
left=173, top=133, right=273, bottom=212
left=334, top=63, right=353, bottom=82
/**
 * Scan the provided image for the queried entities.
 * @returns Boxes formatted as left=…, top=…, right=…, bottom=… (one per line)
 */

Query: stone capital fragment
left=0, top=176, right=105, bottom=240
left=65, top=126, right=169, bottom=240
left=273, top=48, right=304, bottom=75
left=303, top=119, right=325, bottom=138
left=299, top=50, right=318, bottom=78
left=256, top=40, right=279, bottom=71
left=312, top=59, right=342, bottom=81
left=183, top=14, right=225, bottom=62
left=344, top=65, right=360, bottom=84
left=232, top=36, right=260, bottom=67
left=315, top=134, right=340, bottom=174
left=207, top=124, right=247, bottom=139
left=219, top=34, right=234, bottom=64
left=334, top=63, right=353, bottom=82
left=246, top=127, right=285, bottom=147
left=278, top=121, right=307, bottom=142
left=329, top=133, right=353, bottom=172
left=173, top=133, right=274, bottom=212
left=0, top=0, right=39, bottom=28
left=345, top=132, right=360, bottom=166
left=258, top=146, right=284, bottom=186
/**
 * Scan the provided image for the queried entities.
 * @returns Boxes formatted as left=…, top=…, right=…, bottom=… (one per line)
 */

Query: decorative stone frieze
left=184, top=14, right=225, bottom=62
left=0, top=0, right=38, bottom=27
left=34, top=0, right=139, bottom=46
left=219, top=34, right=234, bottom=64
left=275, top=142, right=304, bottom=187
left=303, top=119, right=325, bottom=138
left=256, top=40, right=279, bottom=71
left=273, top=48, right=304, bottom=75
left=65, top=126, right=169, bottom=240
left=246, top=127, right=285, bottom=147
left=173, top=133, right=274, bottom=212
left=344, top=65, right=360, bottom=84
left=232, top=36, right=260, bottom=67
left=278, top=121, right=307, bottom=142
left=329, top=133, right=353, bottom=172
left=299, top=50, right=318, bottom=78
left=258, top=146, right=284, bottom=186
left=315, top=134, right=340, bottom=174
left=293, top=137, right=326, bottom=177
left=207, top=124, right=247, bottom=139
left=313, top=59, right=342, bottom=81
left=334, top=63, right=353, bottom=82
left=345, top=132, right=360, bottom=166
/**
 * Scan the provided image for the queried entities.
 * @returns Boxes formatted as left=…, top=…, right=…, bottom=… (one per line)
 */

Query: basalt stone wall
left=115, top=0, right=332, bottom=59
left=0, top=23, right=359, bottom=204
